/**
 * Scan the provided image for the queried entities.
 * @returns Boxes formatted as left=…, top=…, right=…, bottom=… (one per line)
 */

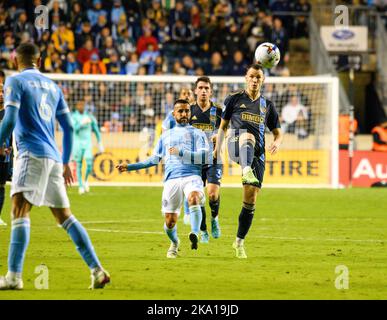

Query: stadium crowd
left=0, top=0, right=313, bottom=77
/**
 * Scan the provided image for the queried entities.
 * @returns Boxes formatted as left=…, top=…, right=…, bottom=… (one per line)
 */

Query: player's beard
left=177, top=118, right=189, bottom=125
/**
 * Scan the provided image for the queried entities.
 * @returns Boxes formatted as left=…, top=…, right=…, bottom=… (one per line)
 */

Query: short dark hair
left=16, top=42, right=40, bottom=64
left=195, top=76, right=212, bottom=89
left=174, top=99, right=190, bottom=107
left=246, top=64, right=264, bottom=73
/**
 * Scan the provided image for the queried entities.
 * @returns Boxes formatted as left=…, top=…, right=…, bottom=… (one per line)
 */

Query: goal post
left=46, top=73, right=339, bottom=188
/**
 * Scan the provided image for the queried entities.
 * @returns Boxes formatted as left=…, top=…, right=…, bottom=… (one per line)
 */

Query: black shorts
left=227, top=136, right=265, bottom=188
left=202, top=164, right=223, bottom=186
left=0, top=157, right=13, bottom=185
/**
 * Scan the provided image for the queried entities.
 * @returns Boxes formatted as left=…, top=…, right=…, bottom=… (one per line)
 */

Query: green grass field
left=0, top=186, right=386, bottom=300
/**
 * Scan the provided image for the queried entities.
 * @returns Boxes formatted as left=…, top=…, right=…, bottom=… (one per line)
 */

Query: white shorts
left=161, top=175, right=205, bottom=215
left=11, top=152, right=70, bottom=208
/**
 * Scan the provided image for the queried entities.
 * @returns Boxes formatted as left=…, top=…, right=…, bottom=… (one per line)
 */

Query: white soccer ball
left=254, top=42, right=281, bottom=69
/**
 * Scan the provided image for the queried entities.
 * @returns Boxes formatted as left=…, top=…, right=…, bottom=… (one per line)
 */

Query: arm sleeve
left=126, top=155, right=161, bottom=171
left=57, top=112, right=74, bottom=164
left=91, top=116, right=102, bottom=143
left=0, top=106, right=18, bottom=146
left=221, top=95, right=234, bottom=121
left=267, top=101, right=281, bottom=131
left=4, top=76, right=22, bottom=109
left=56, top=89, right=70, bottom=117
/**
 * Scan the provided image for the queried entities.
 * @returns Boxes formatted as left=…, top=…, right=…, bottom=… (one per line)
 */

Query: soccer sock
left=239, top=140, right=254, bottom=170
left=85, top=159, right=93, bottom=183
left=76, top=161, right=83, bottom=188
left=200, top=206, right=207, bottom=231
left=183, top=198, right=190, bottom=215
left=236, top=203, right=255, bottom=240
left=8, top=218, right=30, bottom=278
left=189, top=205, right=202, bottom=235
left=62, top=215, right=101, bottom=269
left=209, top=196, right=220, bottom=219
left=0, top=185, right=5, bottom=217
left=164, top=223, right=178, bottom=244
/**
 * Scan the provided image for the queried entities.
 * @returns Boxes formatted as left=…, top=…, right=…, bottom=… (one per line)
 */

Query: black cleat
left=189, top=232, right=199, bottom=250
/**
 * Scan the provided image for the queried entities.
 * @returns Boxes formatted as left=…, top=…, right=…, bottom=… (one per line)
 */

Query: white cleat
left=166, top=239, right=180, bottom=259
left=183, top=214, right=190, bottom=225
left=0, top=218, right=7, bottom=226
left=79, top=187, right=85, bottom=195
left=84, top=182, right=90, bottom=193
left=0, top=275, right=23, bottom=290
left=89, top=268, right=110, bottom=289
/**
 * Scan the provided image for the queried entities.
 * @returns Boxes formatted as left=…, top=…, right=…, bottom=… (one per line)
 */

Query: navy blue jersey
left=222, top=90, right=280, bottom=157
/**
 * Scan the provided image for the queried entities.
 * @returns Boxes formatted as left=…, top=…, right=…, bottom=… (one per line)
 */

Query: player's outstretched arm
left=213, top=119, right=229, bottom=160
left=91, top=116, right=104, bottom=152
left=268, top=128, right=283, bottom=155
left=116, top=155, right=161, bottom=172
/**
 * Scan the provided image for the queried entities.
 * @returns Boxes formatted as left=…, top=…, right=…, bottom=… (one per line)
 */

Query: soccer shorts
left=11, top=152, right=70, bottom=208
left=227, top=136, right=265, bottom=188
left=72, top=146, right=93, bottom=162
left=202, top=164, right=223, bottom=186
left=161, top=175, right=205, bottom=214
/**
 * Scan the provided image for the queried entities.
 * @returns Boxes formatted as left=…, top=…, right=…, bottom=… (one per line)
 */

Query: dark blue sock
left=237, top=204, right=255, bottom=239
left=0, top=185, right=5, bottom=217
left=239, top=140, right=254, bottom=170
left=200, top=206, right=207, bottom=231
left=209, top=197, right=220, bottom=219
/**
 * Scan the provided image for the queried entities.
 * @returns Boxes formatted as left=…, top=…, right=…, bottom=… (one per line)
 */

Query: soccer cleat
left=200, top=230, right=209, bottom=244
left=183, top=213, right=190, bottom=225
left=78, top=187, right=85, bottom=195
left=241, top=167, right=259, bottom=185
left=0, top=275, right=23, bottom=290
left=166, top=239, right=180, bottom=259
left=0, top=218, right=7, bottom=226
left=232, top=242, right=247, bottom=259
left=189, top=232, right=199, bottom=250
left=89, top=268, right=110, bottom=289
left=84, top=182, right=90, bottom=193
left=211, top=219, right=221, bottom=239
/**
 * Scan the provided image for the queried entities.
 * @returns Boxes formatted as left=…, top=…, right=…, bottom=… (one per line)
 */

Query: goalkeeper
left=72, top=100, right=104, bottom=194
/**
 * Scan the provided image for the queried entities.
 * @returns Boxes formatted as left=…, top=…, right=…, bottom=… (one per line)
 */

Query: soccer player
left=117, top=99, right=209, bottom=258
left=214, top=64, right=283, bottom=258
left=0, top=69, right=12, bottom=226
left=72, top=99, right=104, bottom=194
left=189, top=76, right=223, bottom=243
left=0, top=43, right=110, bottom=289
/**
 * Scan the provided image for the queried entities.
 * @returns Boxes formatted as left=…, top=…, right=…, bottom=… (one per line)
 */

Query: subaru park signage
left=320, top=26, right=368, bottom=52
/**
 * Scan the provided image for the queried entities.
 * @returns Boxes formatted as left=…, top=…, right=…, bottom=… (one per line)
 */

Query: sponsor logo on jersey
left=241, top=112, right=264, bottom=124
left=260, top=105, right=267, bottom=114
left=192, top=123, right=213, bottom=132
left=239, top=104, right=247, bottom=109
left=191, top=115, right=198, bottom=120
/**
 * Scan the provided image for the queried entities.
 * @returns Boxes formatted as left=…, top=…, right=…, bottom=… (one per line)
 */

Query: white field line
left=85, top=227, right=386, bottom=243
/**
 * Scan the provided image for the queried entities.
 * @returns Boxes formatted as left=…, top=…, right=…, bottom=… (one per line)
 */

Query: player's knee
left=187, top=192, right=201, bottom=206
left=239, top=132, right=256, bottom=146
left=208, top=192, right=218, bottom=203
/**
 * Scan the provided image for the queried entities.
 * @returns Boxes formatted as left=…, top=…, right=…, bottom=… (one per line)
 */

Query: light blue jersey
left=154, top=124, right=209, bottom=181
left=3, top=69, right=70, bottom=162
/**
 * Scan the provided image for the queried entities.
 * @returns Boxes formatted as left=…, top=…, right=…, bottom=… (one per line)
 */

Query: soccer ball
left=254, top=42, right=281, bottom=69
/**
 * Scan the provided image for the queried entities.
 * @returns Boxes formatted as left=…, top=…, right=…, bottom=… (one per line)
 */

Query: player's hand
left=63, top=164, right=74, bottom=187
left=116, top=162, right=128, bottom=172
left=268, top=140, right=281, bottom=155
left=0, top=143, right=12, bottom=157
left=169, top=147, right=179, bottom=156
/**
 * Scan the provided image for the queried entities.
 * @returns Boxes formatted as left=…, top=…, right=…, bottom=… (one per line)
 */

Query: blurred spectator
left=77, top=39, right=99, bottom=66
left=228, top=50, right=248, bottom=76
left=106, top=52, right=125, bottom=74
left=49, top=0, right=67, bottom=27
left=126, top=53, right=140, bottom=75
left=181, top=54, right=196, bottom=75
left=292, top=0, right=311, bottom=38
left=116, top=28, right=136, bottom=58
left=171, top=60, right=185, bottom=75
left=169, top=1, right=189, bottom=25
left=226, top=23, right=250, bottom=58
left=179, top=87, right=195, bottom=104
left=70, top=2, right=87, bottom=35
left=87, top=0, right=108, bottom=27
left=0, top=36, right=15, bottom=69
left=162, top=92, right=175, bottom=115
left=75, top=21, right=93, bottom=50
left=136, top=28, right=159, bottom=55
left=65, top=52, right=80, bottom=74
left=281, top=95, right=309, bottom=139
left=371, top=120, right=387, bottom=152
left=146, top=0, right=166, bottom=24
left=269, top=17, right=290, bottom=65
left=206, top=51, right=227, bottom=75
left=171, top=19, right=196, bottom=53
left=139, top=43, right=160, bottom=74
left=111, top=0, right=125, bottom=26
left=51, top=22, right=75, bottom=54
left=95, top=27, right=111, bottom=50
left=84, top=94, right=96, bottom=114
left=13, top=11, right=35, bottom=43
left=104, top=112, right=123, bottom=132
left=92, top=14, right=110, bottom=37
left=82, top=53, right=107, bottom=74
left=99, top=36, right=118, bottom=61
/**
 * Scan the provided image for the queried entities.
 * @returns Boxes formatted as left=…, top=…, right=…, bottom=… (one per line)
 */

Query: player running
left=0, top=43, right=110, bottom=289
left=214, top=64, right=283, bottom=258
left=117, top=99, right=209, bottom=258
left=72, top=99, right=104, bottom=194
left=189, top=76, right=223, bottom=243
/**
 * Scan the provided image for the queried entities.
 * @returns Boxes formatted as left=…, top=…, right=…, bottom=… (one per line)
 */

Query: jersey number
left=38, top=93, right=52, bottom=122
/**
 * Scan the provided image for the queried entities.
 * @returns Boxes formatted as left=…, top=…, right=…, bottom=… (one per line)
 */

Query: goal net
left=47, top=74, right=339, bottom=188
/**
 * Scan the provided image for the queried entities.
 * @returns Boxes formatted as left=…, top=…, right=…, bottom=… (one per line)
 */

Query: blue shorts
left=202, top=164, right=223, bottom=186
left=227, top=137, right=265, bottom=188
